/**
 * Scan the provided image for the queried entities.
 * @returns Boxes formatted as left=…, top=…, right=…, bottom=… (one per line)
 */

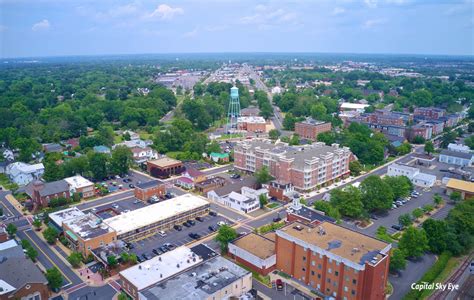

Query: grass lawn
left=256, top=221, right=286, bottom=235
left=165, top=151, right=183, bottom=159
left=0, top=174, right=18, bottom=191
left=418, top=255, right=463, bottom=299
left=266, top=202, right=280, bottom=209
left=217, top=133, right=244, bottom=140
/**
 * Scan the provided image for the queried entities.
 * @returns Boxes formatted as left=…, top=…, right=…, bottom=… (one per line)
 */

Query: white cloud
left=240, top=5, right=298, bottom=29
left=332, top=7, right=345, bottom=16
left=363, top=18, right=386, bottom=29
left=32, top=19, right=50, bottom=31
left=148, top=4, right=184, bottom=20
left=364, top=0, right=378, bottom=8
left=183, top=27, right=198, bottom=38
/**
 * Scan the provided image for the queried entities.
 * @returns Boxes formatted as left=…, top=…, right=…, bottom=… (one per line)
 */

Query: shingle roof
left=0, top=257, right=47, bottom=290
left=212, top=177, right=257, bottom=197
left=25, top=180, right=69, bottom=198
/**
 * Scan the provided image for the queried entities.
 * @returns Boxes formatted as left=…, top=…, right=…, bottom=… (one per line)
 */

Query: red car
left=276, top=279, right=283, bottom=291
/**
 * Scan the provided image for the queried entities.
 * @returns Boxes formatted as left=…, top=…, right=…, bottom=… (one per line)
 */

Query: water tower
left=226, top=86, right=241, bottom=133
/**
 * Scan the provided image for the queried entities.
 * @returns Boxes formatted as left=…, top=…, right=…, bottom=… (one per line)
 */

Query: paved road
left=17, top=229, right=83, bottom=287
left=252, top=278, right=313, bottom=300
left=0, top=190, right=22, bottom=218
left=389, top=254, right=437, bottom=300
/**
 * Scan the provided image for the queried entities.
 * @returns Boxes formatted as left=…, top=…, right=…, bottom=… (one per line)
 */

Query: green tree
left=383, top=176, right=413, bottom=200
left=465, top=136, right=474, bottom=150
left=433, top=194, right=444, bottom=207
left=389, top=248, right=406, bottom=273
left=46, top=267, right=63, bottom=290
left=97, top=125, right=115, bottom=146
left=398, top=227, right=429, bottom=258
left=6, top=223, right=17, bottom=237
left=317, top=132, right=336, bottom=145
left=412, top=208, right=424, bottom=220
left=32, top=219, right=42, bottom=231
left=259, top=194, right=268, bottom=209
left=424, top=141, right=435, bottom=155
left=43, top=160, right=65, bottom=182
left=67, top=252, right=83, bottom=268
left=411, top=135, right=425, bottom=144
left=283, top=113, right=296, bottom=130
left=215, top=224, right=238, bottom=253
left=26, top=246, right=38, bottom=262
left=268, top=129, right=281, bottom=140
left=88, top=152, right=109, bottom=180
left=310, top=102, right=327, bottom=120
left=422, top=219, right=449, bottom=254
left=396, top=143, right=412, bottom=155
left=120, top=252, right=130, bottom=263
left=360, top=176, right=394, bottom=212
left=118, top=292, right=129, bottom=300
left=398, top=213, right=413, bottom=227
left=129, top=253, right=138, bottom=265
left=349, top=160, right=363, bottom=176
left=289, top=134, right=300, bottom=146
left=107, top=255, right=118, bottom=267
left=43, top=227, right=59, bottom=244
left=450, top=191, right=462, bottom=202
left=330, top=186, right=365, bottom=219
left=314, top=201, right=341, bottom=220
left=111, top=146, right=133, bottom=175
left=255, top=166, right=274, bottom=184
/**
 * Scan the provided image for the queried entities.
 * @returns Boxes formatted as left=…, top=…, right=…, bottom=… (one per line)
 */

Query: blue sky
left=0, top=0, right=473, bottom=58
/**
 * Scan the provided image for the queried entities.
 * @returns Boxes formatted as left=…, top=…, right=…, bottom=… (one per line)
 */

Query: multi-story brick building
left=234, top=140, right=353, bottom=192
left=275, top=221, right=391, bottom=300
left=134, top=180, right=165, bottom=201
left=147, top=157, right=185, bottom=179
left=295, top=118, right=332, bottom=141
left=414, top=107, right=446, bottom=120
left=237, top=116, right=266, bottom=133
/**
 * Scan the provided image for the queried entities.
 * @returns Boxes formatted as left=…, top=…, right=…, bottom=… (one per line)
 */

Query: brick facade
left=295, top=121, right=332, bottom=141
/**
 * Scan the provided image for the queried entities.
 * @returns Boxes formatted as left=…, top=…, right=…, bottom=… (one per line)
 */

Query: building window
left=344, top=286, right=348, bottom=292
left=353, top=279, right=357, bottom=284
left=328, top=268, right=332, bottom=274
left=318, top=274, right=321, bottom=279
left=302, top=267, right=306, bottom=272
left=352, top=290, right=356, bottom=295
left=303, top=256, right=306, bottom=261
left=311, top=261, right=315, bottom=266
left=335, top=271, right=339, bottom=276
left=318, top=264, right=322, bottom=269
left=311, top=271, right=315, bottom=276
left=327, top=278, right=331, bottom=283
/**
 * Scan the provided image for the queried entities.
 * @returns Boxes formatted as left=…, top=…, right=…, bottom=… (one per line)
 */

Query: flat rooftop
left=139, top=256, right=250, bottom=300
left=231, top=233, right=275, bottom=259
left=237, top=116, right=266, bottom=124
left=64, top=213, right=114, bottom=240
left=64, top=175, right=94, bottom=189
left=446, top=178, right=474, bottom=193
left=277, top=221, right=390, bottom=267
left=49, top=207, right=85, bottom=228
left=288, top=205, right=336, bottom=224
left=298, top=117, right=327, bottom=126
left=148, top=157, right=182, bottom=168
left=120, top=246, right=203, bottom=291
left=104, top=194, right=210, bottom=236
left=136, top=180, right=161, bottom=190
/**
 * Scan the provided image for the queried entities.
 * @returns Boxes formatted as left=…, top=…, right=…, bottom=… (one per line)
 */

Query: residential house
left=64, top=175, right=95, bottom=199
left=42, top=143, right=63, bottom=153
left=209, top=152, right=230, bottom=163
left=6, top=162, right=44, bottom=186
left=93, top=145, right=111, bottom=154
left=130, top=146, right=158, bottom=164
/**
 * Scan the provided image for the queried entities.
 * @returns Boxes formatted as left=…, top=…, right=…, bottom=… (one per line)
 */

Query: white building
left=271, top=86, right=282, bottom=94
left=208, top=186, right=267, bottom=214
left=64, top=175, right=95, bottom=198
left=439, top=150, right=473, bottom=167
left=6, top=162, right=44, bottom=186
left=387, top=163, right=436, bottom=188
left=130, top=147, right=158, bottom=164
left=448, top=143, right=471, bottom=153
left=339, top=102, right=370, bottom=113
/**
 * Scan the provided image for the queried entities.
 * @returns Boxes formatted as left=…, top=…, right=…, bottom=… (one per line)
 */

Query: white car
left=158, top=230, right=167, bottom=237
left=217, top=221, right=227, bottom=227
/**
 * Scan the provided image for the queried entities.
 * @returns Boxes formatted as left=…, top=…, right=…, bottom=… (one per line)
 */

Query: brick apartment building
left=295, top=118, right=332, bottom=141
left=275, top=221, right=391, bottom=300
left=414, top=107, right=446, bottom=120
left=234, top=140, right=353, bottom=192
left=134, top=180, right=165, bottom=201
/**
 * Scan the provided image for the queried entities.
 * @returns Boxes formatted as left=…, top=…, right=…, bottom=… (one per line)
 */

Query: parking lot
left=93, top=171, right=150, bottom=195
left=129, top=213, right=233, bottom=260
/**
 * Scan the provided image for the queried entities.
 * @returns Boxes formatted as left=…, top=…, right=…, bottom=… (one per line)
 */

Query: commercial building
left=229, top=233, right=276, bottom=275
left=445, top=178, right=474, bottom=200
left=414, top=107, right=446, bottom=120
left=25, top=180, right=71, bottom=208
left=208, top=186, right=265, bottom=214
left=234, top=140, right=353, bottom=192
left=195, top=176, right=227, bottom=194
left=275, top=221, right=391, bottom=300
left=63, top=213, right=117, bottom=256
left=0, top=240, right=49, bottom=300
left=104, top=194, right=210, bottom=241
left=133, top=180, right=165, bottom=201
left=237, top=116, right=267, bottom=133
left=439, top=149, right=473, bottom=167
left=48, top=207, right=85, bottom=232
left=339, top=103, right=370, bottom=113
left=6, top=162, right=44, bottom=186
left=387, top=163, right=436, bottom=188
left=147, top=157, right=185, bottom=178
left=295, top=118, right=332, bottom=141
left=120, top=246, right=252, bottom=300
left=64, top=175, right=95, bottom=199
left=448, top=143, right=471, bottom=153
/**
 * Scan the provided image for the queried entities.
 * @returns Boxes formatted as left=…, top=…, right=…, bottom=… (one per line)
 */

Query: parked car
left=174, top=224, right=182, bottom=231
left=159, top=246, right=168, bottom=253
left=158, top=230, right=167, bottom=237
left=273, top=216, right=282, bottom=222
left=208, top=225, right=216, bottom=232
left=395, top=201, right=403, bottom=206
left=276, top=279, right=284, bottom=291
left=196, top=216, right=204, bottom=222
left=183, top=222, right=191, bottom=228
left=209, top=211, right=217, bottom=217
left=370, top=214, right=378, bottom=220
left=133, top=199, right=141, bottom=204
left=189, top=233, right=198, bottom=239
left=230, top=174, right=241, bottom=179
left=391, top=224, right=403, bottom=231
left=164, top=243, right=176, bottom=250
left=112, top=204, right=119, bottom=209
left=217, top=221, right=227, bottom=227
left=470, top=260, right=474, bottom=275
left=129, top=184, right=135, bottom=188
left=392, top=204, right=397, bottom=209
left=152, top=248, right=163, bottom=255
left=187, top=220, right=196, bottom=226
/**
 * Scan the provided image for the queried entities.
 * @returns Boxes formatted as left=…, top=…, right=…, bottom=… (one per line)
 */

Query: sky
left=0, top=0, right=473, bottom=58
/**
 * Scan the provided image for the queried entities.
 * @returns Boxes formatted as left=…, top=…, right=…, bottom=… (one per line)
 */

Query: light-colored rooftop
left=148, top=157, right=182, bottom=168
left=237, top=116, right=266, bottom=124
left=104, top=194, right=209, bottom=236
left=64, top=175, right=94, bottom=189
left=446, top=178, right=474, bottom=193
left=0, top=239, right=18, bottom=251
left=64, top=213, right=114, bottom=240
left=120, top=246, right=203, bottom=291
left=340, top=102, right=370, bottom=110
left=49, top=207, right=85, bottom=227
left=277, top=221, right=390, bottom=267
left=232, top=233, right=275, bottom=259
